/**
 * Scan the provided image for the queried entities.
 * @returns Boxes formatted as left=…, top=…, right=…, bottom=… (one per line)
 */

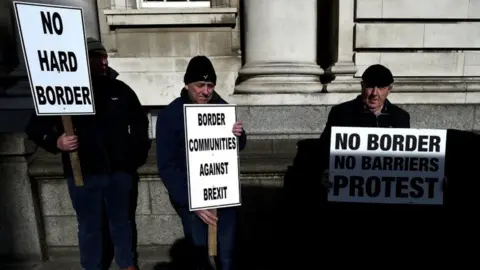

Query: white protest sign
left=13, top=1, right=94, bottom=115
left=184, top=104, right=242, bottom=211
left=328, top=126, right=447, bottom=205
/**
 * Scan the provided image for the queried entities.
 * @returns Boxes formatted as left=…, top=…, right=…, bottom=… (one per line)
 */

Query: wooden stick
left=61, top=115, right=84, bottom=187
left=208, top=208, right=218, bottom=257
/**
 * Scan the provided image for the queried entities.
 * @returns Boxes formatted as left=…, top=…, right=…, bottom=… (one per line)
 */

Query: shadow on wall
left=149, top=184, right=287, bottom=270
left=280, top=133, right=480, bottom=268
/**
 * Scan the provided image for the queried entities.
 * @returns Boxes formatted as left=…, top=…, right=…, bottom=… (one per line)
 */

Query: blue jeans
left=175, top=206, right=237, bottom=270
left=67, top=171, right=135, bottom=270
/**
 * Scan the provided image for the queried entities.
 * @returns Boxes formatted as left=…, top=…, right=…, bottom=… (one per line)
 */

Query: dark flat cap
left=361, top=64, right=394, bottom=88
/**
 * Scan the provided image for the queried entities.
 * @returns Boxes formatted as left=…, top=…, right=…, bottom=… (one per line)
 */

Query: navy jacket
left=156, top=89, right=247, bottom=207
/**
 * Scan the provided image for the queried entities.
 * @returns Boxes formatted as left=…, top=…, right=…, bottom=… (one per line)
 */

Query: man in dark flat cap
left=316, top=64, right=410, bottom=168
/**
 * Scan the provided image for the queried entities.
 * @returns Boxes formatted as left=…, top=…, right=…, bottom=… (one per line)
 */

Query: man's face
left=361, top=83, right=392, bottom=112
left=186, top=81, right=215, bottom=104
left=89, top=51, right=108, bottom=78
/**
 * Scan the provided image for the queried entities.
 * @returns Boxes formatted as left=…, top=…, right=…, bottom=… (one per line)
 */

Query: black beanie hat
left=184, top=55, right=217, bottom=85
left=361, top=64, right=394, bottom=88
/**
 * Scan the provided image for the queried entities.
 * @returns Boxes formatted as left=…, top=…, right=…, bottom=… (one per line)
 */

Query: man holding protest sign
left=156, top=55, right=247, bottom=270
left=25, top=38, right=150, bottom=270
left=313, top=64, right=449, bottom=264
left=317, top=64, right=411, bottom=181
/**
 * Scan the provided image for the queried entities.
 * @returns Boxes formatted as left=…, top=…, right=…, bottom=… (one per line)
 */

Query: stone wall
left=355, top=0, right=480, bottom=77
left=99, top=0, right=241, bottom=105
left=28, top=138, right=292, bottom=266
left=0, top=133, right=44, bottom=261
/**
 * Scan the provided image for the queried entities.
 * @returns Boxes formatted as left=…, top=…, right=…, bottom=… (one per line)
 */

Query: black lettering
left=405, top=135, right=417, bottom=151
left=394, top=157, right=404, bottom=170
left=418, top=158, right=429, bottom=172
left=383, top=157, right=393, bottom=170
left=429, top=136, right=441, bottom=152
left=418, top=135, right=429, bottom=152
left=37, top=50, right=49, bottom=71
left=36, top=50, right=78, bottom=72
left=73, top=87, right=82, bottom=104
left=58, top=51, right=67, bottom=71
left=199, top=162, right=229, bottom=176
left=64, top=87, right=74, bottom=105
left=409, top=157, right=419, bottom=171
left=425, top=178, right=439, bottom=198
left=50, top=51, right=59, bottom=72
left=429, top=158, right=439, bottom=172
left=187, top=137, right=239, bottom=152
left=52, top=12, right=63, bottom=34
left=33, top=85, right=90, bottom=106
left=46, top=86, right=55, bottom=104
left=410, top=177, right=424, bottom=198
left=35, top=86, right=46, bottom=105
left=203, top=187, right=228, bottom=200
left=81, top=87, right=91, bottom=105
left=371, top=157, right=382, bottom=170
left=231, top=137, right=236, bottom=149
left=335, top=133, right=348, bottom=150
left=367, top=134, right=379, bottom=150
left=198, top=113, right=226, bottom=126
left=348, top=133, right=360, bottom=150
left=395, top=177, right=409, bottom=198
left=392, top=135, right=404, bottom=151
left=361, top=156, right=371, bottom=170
left=55, top=86, right=66, bottom=105
left=382, top=177, right=395, bottom=197
left=41, top=12, right=63, bottom=35
left=332, top=175, right=348, bottom=196
left=365, top=176, right=381, bottom=197
left=68, top=52, right=78, bottom=71
left=334, top=155, right=355, bottom=169
left=335, top=133, right=360, bottom=150
left=379, top=135, right=392, bottom=151
left=41, top=11, right=63, bottom=35
left=349, top=176, right=364, bottom=197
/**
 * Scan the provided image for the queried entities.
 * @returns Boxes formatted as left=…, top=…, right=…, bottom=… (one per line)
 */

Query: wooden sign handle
left=208, top=208, right=218, bottom=256
left=61, top=115, right=84, bottom=187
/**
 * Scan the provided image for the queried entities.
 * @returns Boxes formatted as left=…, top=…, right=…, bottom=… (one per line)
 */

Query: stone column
left=0, top=133, right=45, bottom=261
left=329, top=0, right=357, bottom=84
left=234, top=0, right=323, bottom=94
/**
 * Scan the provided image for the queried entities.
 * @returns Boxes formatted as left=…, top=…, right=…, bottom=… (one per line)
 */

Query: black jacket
left=317, top=95, right=410, bottom=172
left=25, top=68, right=151, bottom=177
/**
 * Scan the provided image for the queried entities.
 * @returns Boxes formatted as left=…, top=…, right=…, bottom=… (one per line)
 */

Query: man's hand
left=194, top=210, right=217, bottom=226
left=232, top=121, right=243, bottom=137
left=56, top=133, right=79, bottom=152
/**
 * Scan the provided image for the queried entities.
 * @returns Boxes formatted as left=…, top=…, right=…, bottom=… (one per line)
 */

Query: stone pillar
left=234, top=0, right=323, bottom=94
left=0, top=133, right=45, bottom=261
left=329, top=0, right=357, bottom=86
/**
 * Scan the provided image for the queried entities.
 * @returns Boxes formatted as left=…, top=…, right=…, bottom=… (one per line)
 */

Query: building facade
left=2, top=0, right=480, bottom=263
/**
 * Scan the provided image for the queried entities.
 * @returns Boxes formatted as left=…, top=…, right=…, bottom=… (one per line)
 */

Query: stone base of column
left=326, top=61, right=359, bottom=92
left=234, top=62, right=324, bottom=94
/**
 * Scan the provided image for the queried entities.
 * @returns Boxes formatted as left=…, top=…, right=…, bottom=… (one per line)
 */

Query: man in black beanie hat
left=156, top=55, right=247, bottom=270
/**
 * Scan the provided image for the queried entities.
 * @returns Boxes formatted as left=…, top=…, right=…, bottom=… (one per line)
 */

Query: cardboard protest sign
left=14, top=1, right=94, bottom=186
left=328, top=126, right=446, bottom=205
left=184, top=104, right=242, bottom=211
